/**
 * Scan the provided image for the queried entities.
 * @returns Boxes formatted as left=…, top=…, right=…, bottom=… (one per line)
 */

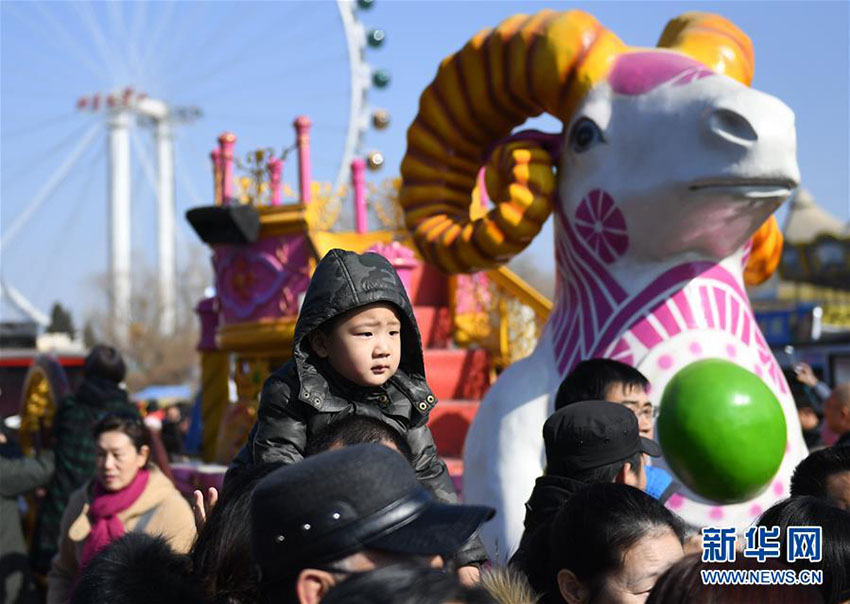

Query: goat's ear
left=744, top=215, right=782, bottom=286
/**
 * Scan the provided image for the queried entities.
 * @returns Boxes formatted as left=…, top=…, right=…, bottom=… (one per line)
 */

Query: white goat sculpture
left=399, top=10, right=805, bottom=559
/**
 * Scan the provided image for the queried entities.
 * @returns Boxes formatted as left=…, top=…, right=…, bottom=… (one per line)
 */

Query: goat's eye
left=569, top=117, right=603, bottom=153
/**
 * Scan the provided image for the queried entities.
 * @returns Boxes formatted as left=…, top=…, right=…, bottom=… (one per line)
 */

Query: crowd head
left=646, top=554, right=824, bottom=603
left=824, top=384, right=850, bottom=440
left=250, top=443, right=494, bottom=604
left=321, top=565, right=497, bottom=604
left=304, top=415, right=412, bottom=461
left=791, top=447, right=850, bottom=510
left=521, top=483, right=685, bottom=603
left=543, top=400, right=658, bottom=489
left=93, top=413, right=150, bottom=492
left=83, top=344, right=126, bottom=384
left=757, top=496, right=850, bottom=603
left=555, top=359, right=654, bottom=438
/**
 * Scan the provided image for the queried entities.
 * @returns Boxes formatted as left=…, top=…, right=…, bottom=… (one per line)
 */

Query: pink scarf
left=79, top=468, right=150, bottom=568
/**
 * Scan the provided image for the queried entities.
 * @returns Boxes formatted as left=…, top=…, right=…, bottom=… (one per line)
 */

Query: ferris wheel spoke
left=1, top=121, right=102, bottom=253
left=1, top=112, right=79, bottom=139
left=31, top=141, right=104, bottom=295
left=5, top=2, right=103, bottom=80
left=69, top=1, right=127, bottom=82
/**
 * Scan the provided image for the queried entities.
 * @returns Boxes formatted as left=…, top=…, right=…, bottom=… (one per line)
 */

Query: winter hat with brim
left=250, top=443, right=494, bottom=582
left=543, top=400, right=662, bottom=476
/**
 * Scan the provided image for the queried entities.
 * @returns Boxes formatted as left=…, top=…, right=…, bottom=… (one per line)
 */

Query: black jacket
left=510, top=475, right=586, bottom=572
left=230, top=249, right=485, bottom=563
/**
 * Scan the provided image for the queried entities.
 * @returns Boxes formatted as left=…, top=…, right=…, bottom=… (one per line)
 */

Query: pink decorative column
left=196, top=297, right=220, bottom=351
left=211, top=149, right=222, bottom=205
left=267, top=157, right=283, bottom=206
left=352, top=157, right=367, bottom=233
left=218, top=132, right=236, bottom=205
left=294, top=116, right=312, bottom=204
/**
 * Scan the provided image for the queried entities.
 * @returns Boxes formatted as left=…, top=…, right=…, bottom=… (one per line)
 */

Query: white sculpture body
left=462, top=51, right=804, bottom=560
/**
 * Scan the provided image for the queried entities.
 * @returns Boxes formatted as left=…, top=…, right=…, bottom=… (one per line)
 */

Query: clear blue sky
left=1, top=1, right=848, bottom=323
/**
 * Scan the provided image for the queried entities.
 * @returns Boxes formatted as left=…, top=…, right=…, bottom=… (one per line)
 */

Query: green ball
left=657, top=359, right=786, bottom=503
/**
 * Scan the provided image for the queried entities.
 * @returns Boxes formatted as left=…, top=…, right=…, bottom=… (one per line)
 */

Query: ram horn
left=400, top=10, right=624, bottom=273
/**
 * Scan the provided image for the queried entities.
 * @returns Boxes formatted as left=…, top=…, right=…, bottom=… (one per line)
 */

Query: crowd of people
left=2, top=249, right=849, bottom=604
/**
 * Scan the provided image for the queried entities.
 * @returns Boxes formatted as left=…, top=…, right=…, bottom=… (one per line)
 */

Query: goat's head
left=400, top=11, right=797, bottom=280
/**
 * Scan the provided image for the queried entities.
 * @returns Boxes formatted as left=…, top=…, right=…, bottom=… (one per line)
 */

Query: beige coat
left=46, top=465, right=196, bottom=604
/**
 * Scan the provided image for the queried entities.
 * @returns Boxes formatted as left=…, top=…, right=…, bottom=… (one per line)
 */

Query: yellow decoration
left=199, top=351, right=230, bottom=462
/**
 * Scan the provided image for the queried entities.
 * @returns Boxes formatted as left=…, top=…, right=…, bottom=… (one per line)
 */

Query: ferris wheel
left=0, top=0, right=391, bottom=331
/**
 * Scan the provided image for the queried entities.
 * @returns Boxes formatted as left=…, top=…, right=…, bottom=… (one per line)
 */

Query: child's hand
left=192, top=487, right=219, bottom=532
left=457, top=565, right=481, bottom=586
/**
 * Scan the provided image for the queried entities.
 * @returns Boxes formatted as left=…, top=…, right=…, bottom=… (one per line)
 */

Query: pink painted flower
left=574, top=189, right=629, bottom=264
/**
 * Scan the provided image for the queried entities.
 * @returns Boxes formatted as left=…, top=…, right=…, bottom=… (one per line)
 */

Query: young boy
left=229, top=248, right=486, bottom=569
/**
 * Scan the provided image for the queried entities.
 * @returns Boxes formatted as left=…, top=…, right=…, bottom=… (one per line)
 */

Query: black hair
left=321, top=564, right=497, bottom=604
left=192, top=462, right=283, bottom=604
left=84, top=344, right=126, bottom=384
left=566, top=450, right=643, bottom=484
left=757, top=496, right=850, bottom=604
left=304, top=415, right=413, bottom=462
left=71, top=533, right=203, bottom=604
left=93, top=413, right=150, bottom=466
left=790, top=447, right=850, bottom=503
left=555, top=358, right=649, bottom=410
left=523, top=483, right=685, bottom=603
left=646, top=553, right=823, bottom=603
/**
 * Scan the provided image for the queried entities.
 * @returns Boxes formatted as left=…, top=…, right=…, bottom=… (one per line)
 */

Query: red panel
left=427, top=400, right=480, bottom=458
left=423, top=348, right=491, bottom=400
left=413, top=305, right=452, bottom=349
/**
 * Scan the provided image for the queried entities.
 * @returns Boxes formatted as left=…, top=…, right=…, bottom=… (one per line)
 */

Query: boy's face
left=311, top=302, right=402, bottom=387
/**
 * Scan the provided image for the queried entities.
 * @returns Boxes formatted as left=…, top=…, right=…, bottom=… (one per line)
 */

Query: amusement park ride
left=7, top=5, right=850, bottom=565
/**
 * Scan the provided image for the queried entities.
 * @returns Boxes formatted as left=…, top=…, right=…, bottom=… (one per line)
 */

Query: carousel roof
left=783, top=188, right=848, bottom=244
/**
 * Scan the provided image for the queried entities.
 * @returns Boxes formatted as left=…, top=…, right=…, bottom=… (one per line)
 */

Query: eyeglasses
left=623, top=403, right=659, bottom=420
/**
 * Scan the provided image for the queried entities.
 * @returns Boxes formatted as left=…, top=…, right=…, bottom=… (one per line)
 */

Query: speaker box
left=186, top=205, right=260, bottom=244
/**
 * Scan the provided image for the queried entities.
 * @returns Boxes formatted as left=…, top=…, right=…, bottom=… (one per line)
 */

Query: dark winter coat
left=509, top=475, right=586, bottom=572
left=230, top=249, right=486, bottom=565
left=31, top=377, right=139, bottom=572
left=0, top=450, right=54, bottom=604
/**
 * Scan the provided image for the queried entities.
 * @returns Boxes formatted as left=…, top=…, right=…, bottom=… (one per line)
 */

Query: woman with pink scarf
left=47, top=413, right=195, bottom=604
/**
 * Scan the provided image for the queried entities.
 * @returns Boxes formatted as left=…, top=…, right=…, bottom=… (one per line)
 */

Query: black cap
left=250, top=443, right=494, bottom=581
left=543, top=400, right=661, bottom=476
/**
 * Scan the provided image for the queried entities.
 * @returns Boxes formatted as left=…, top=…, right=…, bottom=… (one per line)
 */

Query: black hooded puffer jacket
left=229, top=249, right=487, bottom=565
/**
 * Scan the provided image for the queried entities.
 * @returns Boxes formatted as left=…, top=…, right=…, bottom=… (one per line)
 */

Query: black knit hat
left=250, top=443, right=494, bottom=581
left=543, top=400, right=661, bottom=476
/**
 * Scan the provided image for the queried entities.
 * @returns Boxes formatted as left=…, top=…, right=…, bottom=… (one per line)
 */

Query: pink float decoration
left=609, top=52, right=714, bottom=95
left=267, top=157, right=283, bottom=206
left=218, top=133, right=236, bottom=205
left=294, top=115, right=312, bottom=204
left=195, top=297, right=220, bottom=352
left=352, top=157, right=368, bottom=234
left=215, top=235, right=312, bottom=324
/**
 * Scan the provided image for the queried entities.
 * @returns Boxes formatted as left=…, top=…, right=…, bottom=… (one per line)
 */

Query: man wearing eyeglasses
left=553, top=358, right=678, bottom=501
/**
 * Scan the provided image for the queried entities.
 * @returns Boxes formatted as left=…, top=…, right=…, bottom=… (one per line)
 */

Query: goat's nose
left=707, top=108, right=758, bottom=147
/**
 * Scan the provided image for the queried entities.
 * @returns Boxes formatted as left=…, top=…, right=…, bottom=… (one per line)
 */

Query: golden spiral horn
left=400, top=10, right=624, bottom=273
left=657, top=12, right=754, bottom=85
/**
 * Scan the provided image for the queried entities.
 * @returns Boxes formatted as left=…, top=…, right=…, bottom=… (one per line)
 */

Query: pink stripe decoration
left=730, top=297, right=741, bottom=336
left=672, top=291, right=697, bottom=330
left=631, top=313, right=664, bottom=349
left=700, top=286, right=715, bottom=328
left=653, top=301, right=682, bottom=338
left=713, top=288, right=728, bottom=330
